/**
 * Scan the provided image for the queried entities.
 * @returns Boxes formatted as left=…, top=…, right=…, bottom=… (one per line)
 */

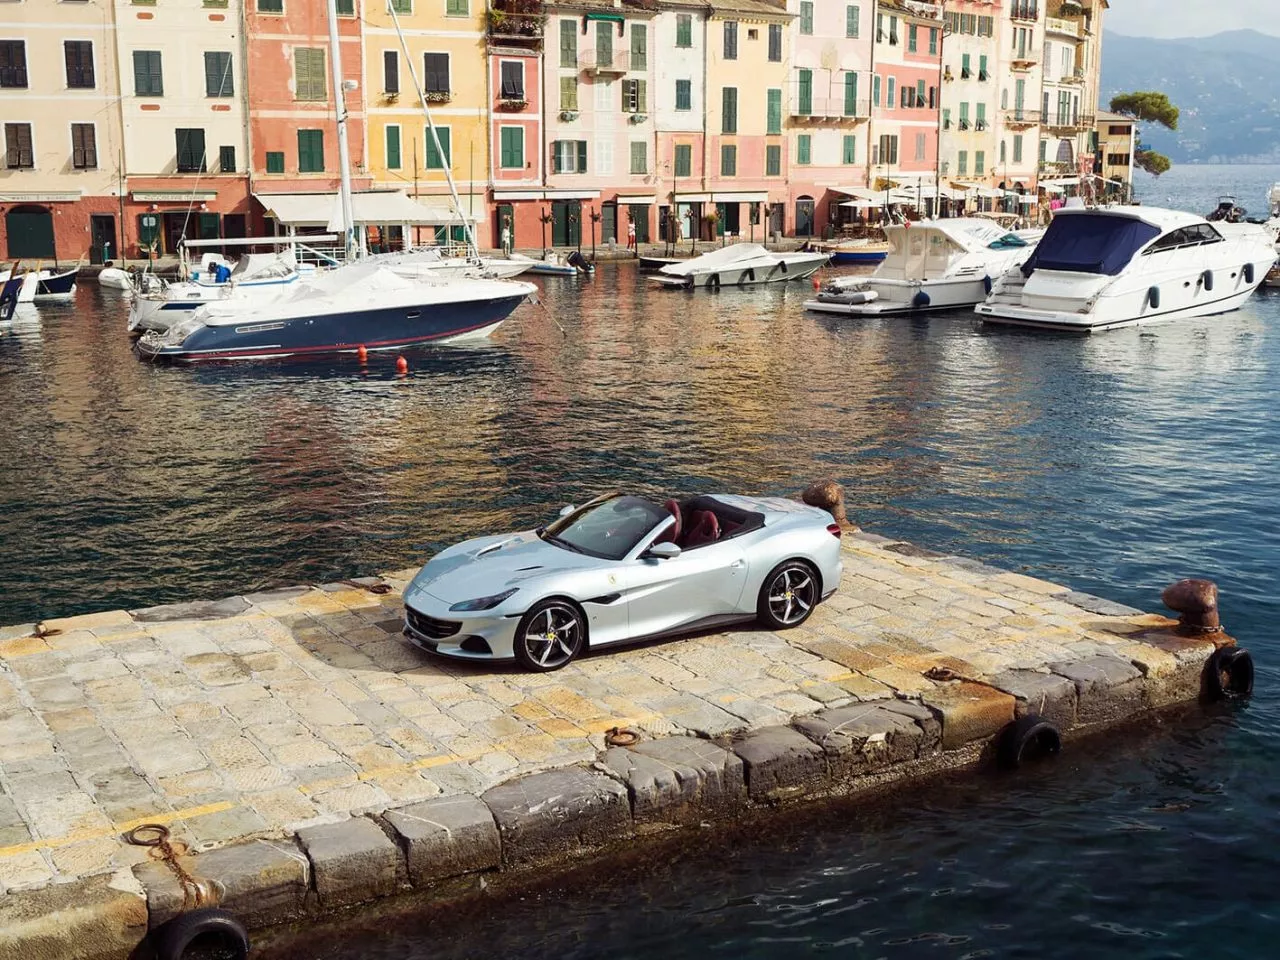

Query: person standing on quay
left=627, top=217, right=637, bottom=254
left=501, top=217, right=513, bottom=257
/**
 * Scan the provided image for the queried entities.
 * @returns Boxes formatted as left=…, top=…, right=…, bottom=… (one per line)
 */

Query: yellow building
left=362, top=0, right=488, bottom=246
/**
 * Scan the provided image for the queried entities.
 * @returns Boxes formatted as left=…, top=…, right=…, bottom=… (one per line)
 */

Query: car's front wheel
left=514, top=599, right=587, bottom=672
left=758, top=561, right=819, bottom=630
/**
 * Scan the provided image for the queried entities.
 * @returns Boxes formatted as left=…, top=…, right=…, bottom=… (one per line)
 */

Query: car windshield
left=541, top=495, right=667, bottom=561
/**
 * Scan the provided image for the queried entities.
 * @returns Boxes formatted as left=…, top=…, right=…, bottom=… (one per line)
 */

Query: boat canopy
left=657, top=242, right=770, bottom=277
left=229, top=251, right=296, bottom=282
left=1021, top=213, right=1161, bottom=276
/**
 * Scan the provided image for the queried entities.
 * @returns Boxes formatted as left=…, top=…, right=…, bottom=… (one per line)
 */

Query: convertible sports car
left=402, top=492, right=844, bottom=672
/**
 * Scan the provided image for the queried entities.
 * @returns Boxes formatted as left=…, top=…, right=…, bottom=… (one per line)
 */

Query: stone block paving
left=0, top=533, right=1182, bottom=894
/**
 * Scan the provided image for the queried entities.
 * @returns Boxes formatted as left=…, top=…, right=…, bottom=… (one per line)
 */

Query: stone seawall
left=0, top=530, right=1243, bottom=959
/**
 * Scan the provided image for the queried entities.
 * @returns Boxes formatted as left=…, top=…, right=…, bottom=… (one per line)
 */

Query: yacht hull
left=976, top=284, right=1263, bottom=332
left=829, top=250, right=889, bottom=264
left=136, top=293, right=528, bottom=362
left=805, top=276, right=991, bottom=315
left=653, top=257, right=826, bottom=288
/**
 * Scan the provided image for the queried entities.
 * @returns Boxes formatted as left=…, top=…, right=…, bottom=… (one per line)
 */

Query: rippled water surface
left=3, top=165, right=1280, bottom=958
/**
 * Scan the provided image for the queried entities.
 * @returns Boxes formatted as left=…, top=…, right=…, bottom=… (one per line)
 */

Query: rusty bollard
left=1161, top=578, right=1222, bottom=634
left=801, top=479, right=854, bottom=529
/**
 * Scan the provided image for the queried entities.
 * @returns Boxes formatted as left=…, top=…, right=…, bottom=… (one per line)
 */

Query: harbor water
left=2, top=165, right=1279, bottom=958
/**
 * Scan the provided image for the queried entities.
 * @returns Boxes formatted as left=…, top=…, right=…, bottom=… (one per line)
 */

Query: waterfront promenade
left=0, top=529, right=1227, bottom=957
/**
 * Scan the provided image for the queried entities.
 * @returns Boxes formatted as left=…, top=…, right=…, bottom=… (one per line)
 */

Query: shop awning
left=254, top=191, right=475, bottom=227
left=712, top=191, right=769, bottom=202
left=585, top=12, right=624, bottom=22
left=615, top=194, right=657, bottom=204
left=492, top=189, right=601, bottom=201
left=674, top=192, right=711, bottom=203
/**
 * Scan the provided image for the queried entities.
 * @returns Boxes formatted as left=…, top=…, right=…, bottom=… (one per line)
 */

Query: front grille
left=405, top=607, right=461, bottom=640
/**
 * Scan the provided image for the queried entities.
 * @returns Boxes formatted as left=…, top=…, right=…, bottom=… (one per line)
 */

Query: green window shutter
left=959, top=102, right=969, bottom=124
left=296, top=48, right=326, bottom=101
left=501, top=127, right=523, bottom=168
left=676, top=15, right=691, bottom=48
left=979, top=55, right=988, bottom=79
left=908, top=24, right=917, bottom=52
left=257, top=0, right=282, bottom=12
left=722, top=87, right=736, bottom=134
left=873, top=74, right=880, bottom=106
left=134, top=51, right=163, bottom=96
left=720, top=144, right=735, bottom=176
left=637, top=80, right=646, bottom=113
left=560, top=19, right=576, bottom=68
left=916, top=79, right=925, bottom=107
left=975, top=150, right=985, bottom=176
left=766, top=88, right=781, bottom=135
left=298, top=129, right=324, bottom=172
left=844, top=72, right=857, bottom=115
left=676, top=79, right=691, bottom=111
left=976, top=102, right=986, bottom=126
left=631, top=24, right=646, bottom=70
left=958, top=150, right=967, bottom=175
left=929, top=27, right=938, bottom=54
left=218, top=145, right=234, bottom=172
left=674, top=143, right=691, bottom=177
left=800, top=1, right=813, bottom=34
left=846, top=5, right=859, bottom=38
left=391, top=0, right=411, bottom=12
left=386, top=126, right=401, bottom=169
left=1013, top=134, right=1023, bottom=163
left=446, top=0, right=468, bottom=15
left=560, top=76, right=577, bottom=111
left=335, top=0, right=354, bottom=14
left=175, top=128, right=205, bottom=172
left=204, top=52, right=232, bottom=97
left=265, top=151, right=284, bottom=174
left=798, top=69, right=812, bottom=115
left=426, top=127, right=450, bottom=169
left=962, top=53, right=971, bottom=77
left=797, top=135, right=810, bottom=165
left=842, top=134, right=856, bottom=164
left=765, top=144, right=781, bottom=176
left=597, top=21, right=612, bottom=65
left=630, top=141, right=646, bottom=174
left=576, top=140, right=587, bottom=173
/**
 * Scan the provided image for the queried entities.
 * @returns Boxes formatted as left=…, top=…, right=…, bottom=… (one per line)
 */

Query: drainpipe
left=866, top=0, right=877, bottom=189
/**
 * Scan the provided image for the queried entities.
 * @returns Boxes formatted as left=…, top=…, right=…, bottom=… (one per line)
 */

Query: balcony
left=791, top=96, right=872, bottom=120
left=1041, top=111, right=1095, bottom=132
left=1009, top=2, right=1039, bottom=22
left=1062, top=67, right=1087, bottom=85
left=1045, top=16, right=1080, bottom=37
left=1002, top=109, right=1039, bottom=128
left=578, top=49, right=631, bottom=76
left=1010, top=48, right=1041, bottom=70
left=487, top=0, right=545, bottom=50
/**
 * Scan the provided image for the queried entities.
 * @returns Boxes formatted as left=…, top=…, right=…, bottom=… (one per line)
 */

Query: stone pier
left=0, top=531, right=1235, bottom=959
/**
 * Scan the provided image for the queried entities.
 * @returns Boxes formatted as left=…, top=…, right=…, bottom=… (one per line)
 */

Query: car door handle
left=730, top=560, right=745, bottom=569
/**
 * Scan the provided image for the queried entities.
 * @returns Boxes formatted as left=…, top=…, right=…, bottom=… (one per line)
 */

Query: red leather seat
left=653, top=499, right=682, bottom=544
left=683, top=510, right=720, bottom=548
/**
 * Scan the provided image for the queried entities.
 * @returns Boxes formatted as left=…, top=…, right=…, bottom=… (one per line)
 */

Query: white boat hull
left=977, top=282, right=1264, bottom=332
left=805, top=276, right=993, bottom=315
left=653, top=256, right=826, bottom=288
left=97, top=268, right=133, bottom=290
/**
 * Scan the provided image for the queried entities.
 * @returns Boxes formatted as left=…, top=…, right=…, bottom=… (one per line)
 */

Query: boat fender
left=1203, top=646, right=1254, bottom=702
left=707, top=273, right=721, bottom=290
left=983, top=274, right=993, bottom=295
left=779, top=259, right=788, bottom=274
left=912, top=289, right=931, bottom=309
left=997, top=715, right=1062, bottom=770
left=742, top=268, right=755, bottom=286
left=1147, top=286, right=1160, bottom=310
left=1244, top=263, right=1255, bottom=285
left=151, top=908, right=250, bottom=960
left=1201, top=270, right=1214, bottom=291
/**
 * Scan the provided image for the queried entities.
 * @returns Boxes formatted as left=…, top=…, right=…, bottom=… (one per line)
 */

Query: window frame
left=297, top=128, right=325, bottom=174
left=64, top=40, right=95, bottom=90
left=71, top=121, right=97, bottom=170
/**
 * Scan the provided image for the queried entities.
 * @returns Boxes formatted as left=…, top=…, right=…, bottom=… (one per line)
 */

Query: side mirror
left=558, top=504, right=576, bottom=518
left=645, top=541, right=681, bottom=560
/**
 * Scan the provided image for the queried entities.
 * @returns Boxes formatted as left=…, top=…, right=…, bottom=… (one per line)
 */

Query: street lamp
left=935, top=18, right=954, bottom=220
left=590, top=208, right=601, bottom=260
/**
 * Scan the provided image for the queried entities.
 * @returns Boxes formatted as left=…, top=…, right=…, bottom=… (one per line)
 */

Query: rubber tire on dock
left=151, top=908, right=250, bottom=960
left=997, top=715, right=1062, bottom=769
left=1203, top=646, right=1254, bottom=702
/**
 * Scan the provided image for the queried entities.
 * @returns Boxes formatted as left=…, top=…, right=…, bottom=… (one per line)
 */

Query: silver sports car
left=402, top=492, right=844, bottom=672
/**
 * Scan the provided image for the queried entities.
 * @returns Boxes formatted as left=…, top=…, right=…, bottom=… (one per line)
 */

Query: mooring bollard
left=800, top=479, right=853, bottom=529
left=1161, top=578, right=1221, bottom=633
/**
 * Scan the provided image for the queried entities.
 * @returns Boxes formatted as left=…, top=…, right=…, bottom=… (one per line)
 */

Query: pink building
left=868, top=0, right=942, bottom=198
left=487, top=1, right=545, bottom=251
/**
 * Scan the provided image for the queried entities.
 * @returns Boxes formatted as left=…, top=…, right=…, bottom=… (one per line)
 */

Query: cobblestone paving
left=0, top=533, right=1165, bottom=894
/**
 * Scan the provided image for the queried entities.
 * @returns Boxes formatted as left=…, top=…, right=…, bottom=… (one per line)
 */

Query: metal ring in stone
left=126, top=823, right=171, bottom=847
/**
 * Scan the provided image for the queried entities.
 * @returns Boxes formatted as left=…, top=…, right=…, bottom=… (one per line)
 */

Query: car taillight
left=827, top=523, right=842, bottom=538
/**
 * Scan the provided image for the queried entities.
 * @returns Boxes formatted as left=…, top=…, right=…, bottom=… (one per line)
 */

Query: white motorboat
left=136, top=264, right=535, bottom=362
left=975, top=206, right=1277, bottom=333
left=652, top=242, right=828, bottom=289
left=97, top=263, right=133, bottom=290
left=0, top=263, right=78, bottom=303
left=804, top=219, right=1041, bottom=316
left=370, top=247, right=534, bottom=280
left=508, top=251, right=594, bottom=276
left=127, top=240, right=318, bottom=335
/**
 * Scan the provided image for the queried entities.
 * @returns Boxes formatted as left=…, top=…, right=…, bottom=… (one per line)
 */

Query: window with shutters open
left=631, top=24, right=647, bottom=70
left=6, top=122, right=33, bottom=168
left=384, top=51, right=399, bottom=94
left=426, top=126, right=451, bottom=170
left=297, top=129, right=324, bottom=173
left=385, top=125, right=401, bottom=170
left=217, top=145, right=234, bottom=172
left=722, top=87, right=737, bottom=134
left=767, top=88, right=781, bottom=134
left=916, top=80, right=925, bottom=108
left=0, top=41, right=28, bottom=89
left=133, top=51, right=163, bottom=96
left=622, top=79, right=647, bottom=114
left=295, top=48, right=326, bottom=101
left=65, top=41, right=94, bottom=89
left=499, top=126, right=523, bottom=168
left=424, top=53, right=449, bottom=95
left=205, top=52, right=233, bottom=97
left=560, top=75, right=578, bottom=111
left=72, top=123, right=97, bottom=169
left=560, top=19, right=576, bottom=68
left=630, top=141, right=646, bottom=175
left=674, top=143, right=691, bottom=177
left=175, top=128, right=206, bottom=173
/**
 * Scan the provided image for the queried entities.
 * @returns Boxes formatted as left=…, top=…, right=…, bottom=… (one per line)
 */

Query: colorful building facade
left=653, top=1, right=709, bottom=242
left=487, top=0, right=546, bottom=250
left=938, top=0, right=998, bottom=194
left=868, top=1, right=943, bottom=197
left=992, top=0, right=1044, bottom=208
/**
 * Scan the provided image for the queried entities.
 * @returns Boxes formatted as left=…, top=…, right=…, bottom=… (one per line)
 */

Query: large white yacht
left=651, top=243, right=828, bottom=289
left=804, top=219, right=1040, bottom=316
left=975, top=206, right=1277, bottom=332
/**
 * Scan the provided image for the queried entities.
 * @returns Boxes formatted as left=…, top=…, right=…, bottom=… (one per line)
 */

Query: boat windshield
left=1021, top=214, right=1161, bottom=276
left=540, top=495, right=668, bottom=561
left=987, top=233, right=1029, bottom=249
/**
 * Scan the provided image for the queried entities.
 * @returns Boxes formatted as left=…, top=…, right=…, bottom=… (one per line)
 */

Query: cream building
left=0, top=0, right=125, bottom=261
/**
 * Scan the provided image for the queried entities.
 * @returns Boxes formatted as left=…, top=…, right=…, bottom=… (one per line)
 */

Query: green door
left=716, top=202, right=727, bottom=237
left=496, top=202, right=514, bottom=248
left=198, top=212, right=221, bottom=240
left=601, top=203, right=616, bottom=244
left=90, top=215, right=116, bottom=264
left=551, top=201, right=581, bottom=247
left=5, top=206, right=55, bottom=259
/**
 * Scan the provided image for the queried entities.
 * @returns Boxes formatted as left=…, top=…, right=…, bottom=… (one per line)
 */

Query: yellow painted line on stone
left=0, top=801, right=235, bottom=859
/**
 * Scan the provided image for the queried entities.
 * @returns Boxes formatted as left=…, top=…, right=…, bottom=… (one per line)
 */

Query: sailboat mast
left=326, top=0, right=357, bottom=260
left=387, top=4, right=479, bottom=258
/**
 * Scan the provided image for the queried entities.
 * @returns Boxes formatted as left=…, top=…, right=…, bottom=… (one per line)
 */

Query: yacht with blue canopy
left=976, top=206, right=1277, bottom=332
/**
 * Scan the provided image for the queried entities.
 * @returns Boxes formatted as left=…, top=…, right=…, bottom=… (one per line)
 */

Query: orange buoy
left=356, top=345, right=367, bottom=362
left=396, top=355, right=408, bottom=374
left=812, top=274, right=822, bottom=290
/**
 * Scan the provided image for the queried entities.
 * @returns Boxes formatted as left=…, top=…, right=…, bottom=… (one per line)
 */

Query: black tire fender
left=997, top=715, right=1061, bottom=769
left=707, top=272, right=721, bottom=290
left=1203, top=646, right=1254, bottom=702
left=740, top=268, right=754, bottom=285
left=151, top=908, right=250, bottom=960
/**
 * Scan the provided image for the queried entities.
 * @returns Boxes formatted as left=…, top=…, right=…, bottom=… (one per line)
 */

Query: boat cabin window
left=1021, top=214, right=1162, bottom=276
left=1144, top=224, right=1223, bottom=254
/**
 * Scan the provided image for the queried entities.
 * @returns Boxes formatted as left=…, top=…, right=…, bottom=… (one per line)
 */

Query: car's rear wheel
left=757, top=561, right=819, bottom=630
left=514, top=599, right=586, bottom=672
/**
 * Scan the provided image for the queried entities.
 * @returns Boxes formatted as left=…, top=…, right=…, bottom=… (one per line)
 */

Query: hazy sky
left=1105, top=0, right=1280, bottom=38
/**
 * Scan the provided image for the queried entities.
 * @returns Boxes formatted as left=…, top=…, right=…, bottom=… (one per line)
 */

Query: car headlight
left=449, top=588, right=519, bottom=612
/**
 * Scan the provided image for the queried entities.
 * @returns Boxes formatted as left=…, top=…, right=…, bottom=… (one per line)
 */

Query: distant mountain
left=1100, top=29, right=1280, bottom=163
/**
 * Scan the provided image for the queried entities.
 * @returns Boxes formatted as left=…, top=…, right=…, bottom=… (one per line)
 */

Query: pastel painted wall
left=869, top=2, right=942, bottom=180
left=994, top=0, right=1045, bottom=190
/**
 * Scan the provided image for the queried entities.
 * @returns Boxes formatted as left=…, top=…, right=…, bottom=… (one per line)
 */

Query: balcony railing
left=1062, top=67, right=1087, bottom=84
left=1002, top=109, right=1039, bottom=127
left=1045, top=16, right=1080, bottom=37
left=1009, top=48, right=1041, bottom=70
left=487, top=0, right=545, bottom=49
left=791, top=96, right=872, bottom=120
left=578, top=49, right=631, bottom=75
left=1010, top=2, right=1039, bottom=22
